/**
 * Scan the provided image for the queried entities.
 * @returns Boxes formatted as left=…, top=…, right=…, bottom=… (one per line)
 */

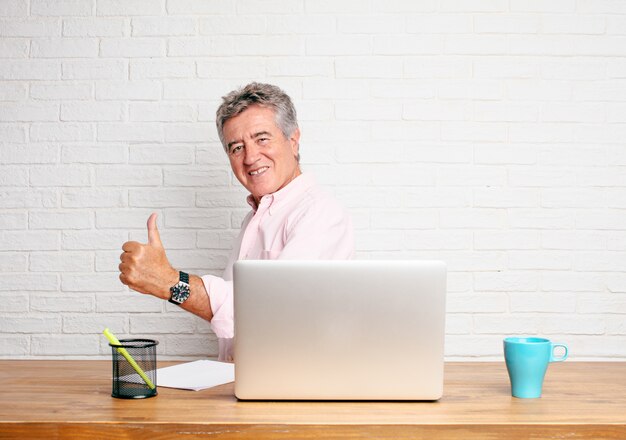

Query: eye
left=230, top=145, right=244, bottom=156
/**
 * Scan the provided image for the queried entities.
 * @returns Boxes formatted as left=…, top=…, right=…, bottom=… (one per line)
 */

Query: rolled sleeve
left=200, top=274, right=234, bottom=339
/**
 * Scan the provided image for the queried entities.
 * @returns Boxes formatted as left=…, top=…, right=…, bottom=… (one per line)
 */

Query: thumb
left=147, top=213, right=163, bottom=247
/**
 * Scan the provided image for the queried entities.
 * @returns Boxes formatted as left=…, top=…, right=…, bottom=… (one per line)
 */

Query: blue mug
left=503, top=337, right=568, bottom=399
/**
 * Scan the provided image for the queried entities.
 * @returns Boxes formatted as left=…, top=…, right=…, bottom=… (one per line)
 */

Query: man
left=119, top=83, right=354, bottom=361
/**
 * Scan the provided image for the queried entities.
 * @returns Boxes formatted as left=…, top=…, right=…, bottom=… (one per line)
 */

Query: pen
left=103, top=328, right=156, bottom=390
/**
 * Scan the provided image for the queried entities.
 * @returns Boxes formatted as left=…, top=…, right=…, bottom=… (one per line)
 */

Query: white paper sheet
left=156, top=360, right=235, bottom=391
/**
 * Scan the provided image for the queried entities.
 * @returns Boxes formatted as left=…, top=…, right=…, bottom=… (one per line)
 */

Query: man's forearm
left=177, top=274, right=214, bottom=322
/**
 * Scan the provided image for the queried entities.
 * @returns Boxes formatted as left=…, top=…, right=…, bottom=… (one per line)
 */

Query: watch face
left=171, top=282, right=190, bottom=304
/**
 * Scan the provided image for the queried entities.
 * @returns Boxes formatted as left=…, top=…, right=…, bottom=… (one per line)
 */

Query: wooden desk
left=0, top=361, right=624, bottom=439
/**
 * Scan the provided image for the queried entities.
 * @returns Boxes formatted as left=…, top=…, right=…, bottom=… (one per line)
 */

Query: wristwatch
left=168, top=271, right=190, bottom=305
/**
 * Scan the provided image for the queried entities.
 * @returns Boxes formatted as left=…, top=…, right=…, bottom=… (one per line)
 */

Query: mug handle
left=550, top=343, right=568, bottom=362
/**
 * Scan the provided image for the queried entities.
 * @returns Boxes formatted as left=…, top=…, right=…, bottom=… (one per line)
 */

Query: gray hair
left=216, top=82, right=299, bottom=153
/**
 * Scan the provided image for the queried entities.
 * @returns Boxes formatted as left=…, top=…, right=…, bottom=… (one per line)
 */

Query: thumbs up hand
left=119, top=213, right=179, bottom=299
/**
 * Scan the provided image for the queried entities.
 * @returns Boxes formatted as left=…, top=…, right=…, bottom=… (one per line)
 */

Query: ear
left=290, top=127, right=301, bottom=158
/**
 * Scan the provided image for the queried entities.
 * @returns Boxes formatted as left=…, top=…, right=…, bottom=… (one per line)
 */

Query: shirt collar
left=246, top=173, right=315, bottom=214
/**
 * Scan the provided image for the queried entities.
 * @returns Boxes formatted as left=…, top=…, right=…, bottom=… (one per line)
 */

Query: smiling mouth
left=249, top=166, right=269, bottom=176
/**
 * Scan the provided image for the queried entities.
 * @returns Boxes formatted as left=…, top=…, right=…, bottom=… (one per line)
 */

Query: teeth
left=250, top=167, right=268, bottom=176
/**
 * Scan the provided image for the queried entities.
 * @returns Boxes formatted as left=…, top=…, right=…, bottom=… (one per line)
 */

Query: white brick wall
left=1, top=0, right=625, bottom=361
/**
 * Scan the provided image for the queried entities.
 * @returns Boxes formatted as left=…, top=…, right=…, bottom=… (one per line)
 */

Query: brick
left=30, top=165, right=90, bottom=187
left=0, top=0, right=28, bottom=16
left=474, top=14, right=539, bottom=33
left=268, top=57, right=331, bottom=78
left=507, top=250, right=572, bottom=270
left=0, top=18, right=60, bottom=37
left=97, top=123, right=164, bottom=142
left=198, top=58, right=267, bottom=79
left=163, top=79, right=231, bottom=100
left=373, top=35, right=441, bottom=55
left=573, top=251, right=626, bottom=272
left=404, top=230, right=472, bottom=250
left=30, top=123, right=93, bottom=142
left=0, top=144, right=58, bottom=165
left=578, top=293, right=626, bottom=313
left=473, top=57, right=536, bottom=78
left=576, top=209, right=626, bottom=230
left=96, top=293, right=163, bottom=313
left=0, top=212, right=26, bottom=229
left=237, top=0, right=302, bottom=13
left=371, top=209, right=437, bottom=230
left=132, top=16, right=195, bottom=36
left=403, top=100, right=471, bottom=121
left=0, top=292, right=29, bottom=312
left=335, top=101, right=401, bottom=121
left=473, top=188, right=538, bottom=208
left=233, top=35, right=303, bottom=56
left=0, top=60, right=61, bottom=80
left=150, top=229, right=196, bottom=250
left=0, top=231, right=59, bottom=251
left=542, top=272, right=603, bottom=292
left=0, top=167, right=28, bottom=186
left=474, top=145, right=536, bottom=165
left=510, top=0, right=575, bottom=12
left=64, top=314, right=127, bottom=333
left=129, top=103, right=194, bottom=122
left=100, top=38, right=165, bottom=57
left=445, top=315, right=472, bottom=335
left=447, top=292, right=508, bottom=313
left=439, top=80, right=503, bottom=100
left=0, top=39, right=28, bottom=58
left=437, top=166, right=507, bottom=186
left=196, top=190, right=248, bottom=209
left=61, top=101, right=123, bottom=122
left=166, top=0, right=235, bottom=14
left=164, top=169, right=229, bottom=187
left=32, top=0, right=94, bottom=16
left=95, top=165, right=162, bottom=186
left=165, top=209, right=230, bottom=229
left=30, top=82, right=93, bottom=100
left=94, top=209, right=153, bottom=230
left=338, top=15, right=404, bottom=34
left=372, top=121, right=439, bottom=142
left=509, top=167, right=578, bottom=187
left=0, top=316, right=61, bottom=333
left=129, top=189, right=195, bottom=207
left=62, top=145, right=127, bottom=164
left=403, top=187, right=470, bottom=208
left=608, top=16, right=626, bottom=35
left=474, top=102, right=538, bottom=122
left=607, top=232, right=626, bottom=250
left=474, top=315, right=540, bottom=335
left=0, top=273, right=58, bottom=290
left=30, top=251, right=93, bottom=272
left=509, top=208, right=576, bottom=229
left=29, top=211, right=92, bottom=230
left=606, top=316, right=626, bottom=335
left=307, top=35, right=370, bottom=56
left=607, top=274, right=626, bottom=293
left=0, top=252, right=28, bottom=271
left=355, top=231, right=403, bottom=251
left=129, top=145, right=194, bottom=164
left=541, top=103, right=605, bottom=123
left=130, top=314, right=194, bottom=333
left=63, top=18, right=126, bottom=36
left=0, top=335, right=29, bottom=355
left=445, top=35, right=507, bottom=55
left=335, top=57, right=402, bottom=79
left=31, top=38, right=98, bottom=58
left=61, top=230, right=128, bottom=250
left=165, top=123, right=216, bottom=143
left=266, top=15, right=334, bottom=35
left=541, top=231, right=606, bottom=250
left=0, top=102, right=58, bottom=122
left=0, top=82, right=27, bottom=100
left=62, top=273, right=123, bottom=292
left=95, top=250, right=121, bottom=271
left=198, top=15, right=265, bottom=35
left=509, top=293, right=576, bottom=313
left=541, top=188, right=605, bottom=208
left=167, top=37, right=233, bottom=57
left=130, top=60, right=194, bottom=79
left=63, top=188, right=126, bottom=208
left=96, top=80, right=161, bottom=100
left=31, top=335, right=100, bottom=355
left=440, top=208, right=506, bottom=229
left=97, top=0, right=164, bottom=16
left=62, top=60, right=127, bottom=80
left=0, top=189, right=57, bottom=209
left=474, top=271, right=539, bottom=291
left=474, top=230, right=540, bottom=250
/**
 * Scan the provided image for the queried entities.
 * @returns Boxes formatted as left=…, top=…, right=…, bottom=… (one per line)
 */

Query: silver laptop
left=233, top=260, right=447, bottom=401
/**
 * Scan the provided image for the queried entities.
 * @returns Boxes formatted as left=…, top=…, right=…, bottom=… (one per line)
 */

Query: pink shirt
left=201, top=173, right=354, bottom=360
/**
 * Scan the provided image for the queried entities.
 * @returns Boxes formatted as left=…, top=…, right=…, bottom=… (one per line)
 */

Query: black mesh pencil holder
left=109, top=338, right=158, bottom=399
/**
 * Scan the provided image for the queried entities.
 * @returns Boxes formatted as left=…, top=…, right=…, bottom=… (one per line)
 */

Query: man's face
left=223, top=105, right=301, bottom=204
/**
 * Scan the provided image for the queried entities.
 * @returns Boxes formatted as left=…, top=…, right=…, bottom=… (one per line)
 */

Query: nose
left=243, top=142, right=260, bottom=165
